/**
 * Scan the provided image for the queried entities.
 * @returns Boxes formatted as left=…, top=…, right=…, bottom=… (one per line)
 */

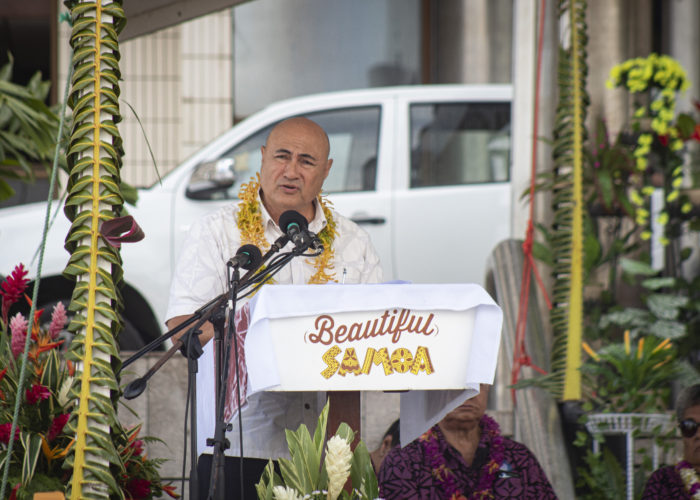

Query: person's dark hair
left=676, top=384, right=700, bottom=421
left=384, top=419, right=400, bottom=447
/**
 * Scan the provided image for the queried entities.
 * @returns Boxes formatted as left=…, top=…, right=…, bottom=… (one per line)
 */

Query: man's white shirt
left=166, top=194, right=383, bottom=459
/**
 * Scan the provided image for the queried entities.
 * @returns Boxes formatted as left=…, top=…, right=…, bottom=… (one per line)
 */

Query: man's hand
left=166, top=315, right=214, bottom=346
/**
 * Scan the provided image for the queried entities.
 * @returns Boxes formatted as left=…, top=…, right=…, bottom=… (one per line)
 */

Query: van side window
left=410, top=102, right=510, bottom=188
left=200, top=106, right=382, bottom=201
left=304, top=107, right=381, bottom=193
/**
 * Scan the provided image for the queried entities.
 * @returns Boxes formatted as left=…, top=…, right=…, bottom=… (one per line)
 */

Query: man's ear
left=323, top=158, right=333, bottom=180
left=380, top=434, right=394, bottom=453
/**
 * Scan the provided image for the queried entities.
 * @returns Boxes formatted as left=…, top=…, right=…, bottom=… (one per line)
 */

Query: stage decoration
left=237, top=174, right=338, bottom=284
left=255, top=401, right=378, bottom=500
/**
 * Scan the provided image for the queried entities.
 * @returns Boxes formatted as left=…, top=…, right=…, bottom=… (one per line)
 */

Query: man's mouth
left=279, top=183, right=300, bottom=193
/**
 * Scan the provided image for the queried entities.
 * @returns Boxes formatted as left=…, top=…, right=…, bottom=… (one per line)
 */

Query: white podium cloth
left=196, top=282, right=502, bottom=454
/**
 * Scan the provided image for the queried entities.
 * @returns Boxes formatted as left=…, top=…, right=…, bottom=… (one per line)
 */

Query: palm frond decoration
left=549, top=0, right=590, bottom=400
left=60, top=0, right=128, bottom=497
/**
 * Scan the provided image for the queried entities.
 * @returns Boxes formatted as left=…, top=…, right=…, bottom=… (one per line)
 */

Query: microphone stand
left=119, top=233, right=323, bottom=500
left=207, top=261, right=242, bottom=500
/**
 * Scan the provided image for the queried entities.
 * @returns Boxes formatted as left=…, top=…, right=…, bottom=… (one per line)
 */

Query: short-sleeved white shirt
left=166, top=194, right=383, bottom=459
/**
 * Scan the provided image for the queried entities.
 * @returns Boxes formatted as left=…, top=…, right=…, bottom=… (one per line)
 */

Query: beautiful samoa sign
left=244, top=283, right=502, bottom=393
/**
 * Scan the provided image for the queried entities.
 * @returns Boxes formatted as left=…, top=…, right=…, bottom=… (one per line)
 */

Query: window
left=410, top=102, right=510, bottom=188
left=199, top=106, right=381, bottom=200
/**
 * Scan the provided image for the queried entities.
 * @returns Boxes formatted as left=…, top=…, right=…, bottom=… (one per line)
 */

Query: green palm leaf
left=549, top=0, right=590, bottom=400
left=61, top=0, right=128, bottom=497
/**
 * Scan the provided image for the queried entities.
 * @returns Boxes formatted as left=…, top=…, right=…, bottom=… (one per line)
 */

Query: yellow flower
left=641, top=230, right=652, bottom=240
left=638, top=133, right=653, bottom=146
left=636, top=338, right=645, bottom=359
left=682, top=202, right=693, bottom=214
left=652, top=338, right=672, bottom=353
left=657, top=212, right=669, bottom=226
left=636, top=157, right=648, bottom=171
left=41, top=436, right=75, bottom=467
left=582, top=342, right=599, bottom=361
left=667, top=190, right=679, bottom=202
left=624, top=330, right=631, bottom=355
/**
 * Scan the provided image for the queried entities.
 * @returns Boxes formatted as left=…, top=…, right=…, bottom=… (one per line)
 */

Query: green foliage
left=581, top=332, right=680, bottom=413
left=255, top=401, right=378, bottom=500
left=0, top=269, right=178, bottom=499
left=575, top=446, right=627, bottom=500
left=0, top=54, right=61, bottom=202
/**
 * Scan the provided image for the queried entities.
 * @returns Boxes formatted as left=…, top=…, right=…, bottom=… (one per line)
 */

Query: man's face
left=682, top=404, right=700, bottom=468
left=259, top=118, right=333, bottom=224
left=442, top=384, right=490, bottom=427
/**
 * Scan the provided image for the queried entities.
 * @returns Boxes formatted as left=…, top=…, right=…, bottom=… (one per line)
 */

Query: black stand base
left=196, top=454, right=277, bottom=500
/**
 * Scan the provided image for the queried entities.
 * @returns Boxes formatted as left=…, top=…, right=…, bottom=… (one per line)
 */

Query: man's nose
left=283, top=156, right=301, bottom=177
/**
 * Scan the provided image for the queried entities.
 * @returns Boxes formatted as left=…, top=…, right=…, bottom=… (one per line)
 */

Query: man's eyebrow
left=274, top=148, right=318, bottom=162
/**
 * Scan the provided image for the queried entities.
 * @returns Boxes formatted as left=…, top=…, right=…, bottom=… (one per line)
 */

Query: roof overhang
left=120, top=0, right=253, bottom=41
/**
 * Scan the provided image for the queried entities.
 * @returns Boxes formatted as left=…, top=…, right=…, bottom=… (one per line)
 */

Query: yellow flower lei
left=236, top=174, right=337, bottom=284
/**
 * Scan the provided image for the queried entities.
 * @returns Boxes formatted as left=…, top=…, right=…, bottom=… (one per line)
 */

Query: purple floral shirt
left=641, top=466, right=691, bottom=499
left=377, top=424, right=558, bottom=499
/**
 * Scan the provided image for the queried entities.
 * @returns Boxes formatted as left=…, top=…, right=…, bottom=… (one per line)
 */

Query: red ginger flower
left=126, top=478, right=151, bottom=499
left=131, top=439, right=144, bottom=457
left=1, top=264, right=29, bottom=324
left=25, top=384, right=51, bottom=405
left=0, top=423, right=20, bottom=444
left=47, top=413, right=70, bottom=442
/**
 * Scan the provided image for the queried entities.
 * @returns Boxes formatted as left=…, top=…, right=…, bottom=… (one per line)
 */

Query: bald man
left=165, top=117, right=383, bottom=497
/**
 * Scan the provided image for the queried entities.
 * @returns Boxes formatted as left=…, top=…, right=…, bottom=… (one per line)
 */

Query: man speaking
left=165, top=117, right=383, bottom=498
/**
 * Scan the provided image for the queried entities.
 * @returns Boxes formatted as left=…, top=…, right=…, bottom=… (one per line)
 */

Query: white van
left=0, top=84, right=512, bottom=349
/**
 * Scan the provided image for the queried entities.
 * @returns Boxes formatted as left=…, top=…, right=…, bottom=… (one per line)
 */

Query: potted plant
left=255, top=401, right=378, bottom=500
left=0, top=264, right=179, bottom=499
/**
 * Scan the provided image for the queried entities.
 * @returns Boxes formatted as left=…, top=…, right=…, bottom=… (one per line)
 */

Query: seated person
left=377, top=384, right=557, bottom=499
left=642, top=383, right=700, bottom=499
left=370, top=419, right=399, bottom=474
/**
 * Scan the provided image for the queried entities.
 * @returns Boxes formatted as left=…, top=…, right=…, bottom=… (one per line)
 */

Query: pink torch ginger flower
left=9, top=313, right=28, bottom=358
left=48, top=302, right=67, bottom=339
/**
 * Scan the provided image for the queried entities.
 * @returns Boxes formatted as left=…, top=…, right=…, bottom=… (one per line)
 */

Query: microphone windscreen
left=279, top=210, right=308, bottom=233
left=237, top=243, right=262, bottom=270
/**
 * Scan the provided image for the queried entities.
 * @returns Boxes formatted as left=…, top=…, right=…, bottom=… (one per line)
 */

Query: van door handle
left=351, top=216, right=386, bottom=225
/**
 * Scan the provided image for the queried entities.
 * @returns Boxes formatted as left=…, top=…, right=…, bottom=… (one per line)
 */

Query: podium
left=196, top=282, right=503, bottom=458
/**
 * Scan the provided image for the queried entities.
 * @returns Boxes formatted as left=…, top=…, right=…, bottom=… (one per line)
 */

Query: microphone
left=278, top=210, right=313, bottom=250
left=228, top=244, right=263, bottom=270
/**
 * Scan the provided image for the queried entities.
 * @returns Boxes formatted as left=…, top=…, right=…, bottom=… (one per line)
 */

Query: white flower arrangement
left=255, top=400, right=379, bottom=500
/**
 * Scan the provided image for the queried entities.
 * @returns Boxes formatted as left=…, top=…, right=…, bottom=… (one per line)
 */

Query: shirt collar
left=257, top=191, right=327, bottom=234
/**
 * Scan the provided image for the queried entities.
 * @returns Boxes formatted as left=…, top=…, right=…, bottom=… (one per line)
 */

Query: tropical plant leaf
left=20, top=433, right=42, bottom=486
